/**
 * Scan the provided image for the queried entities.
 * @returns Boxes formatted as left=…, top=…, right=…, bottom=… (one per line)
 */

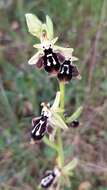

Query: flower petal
left=70, top=56, right=78, bottom=61
left=25, top=13, right=42, bottom=38
left=49, top=128, right=57, bottom=142
left=28, top=51, right=43, bottom=65
left=41, top=23, right=48, bottom=34
left=32, top=116, right=41, bottom=126
left=54, top=45, right=74, bottom=57
left=33, top=43, right=42, bottom=49
left=56, top=52, right=65, bottom=63
left=51, top=91, right=60, bottom=110
left=51, top=37, right=58, bottom=44
left=66, top=106, right=83, bottom=124
left=50, top=112, right=68, bottom=130
left=71, top=64, right=80, bottom=78
left=46, top=15, right=54, bottom=40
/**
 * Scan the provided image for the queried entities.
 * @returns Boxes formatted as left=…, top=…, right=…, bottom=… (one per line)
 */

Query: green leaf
left=46, top=15, right=54, bottom=39
left=25, top=13, right=42, bottom=38
left=66, top=106, right=83, bottom=123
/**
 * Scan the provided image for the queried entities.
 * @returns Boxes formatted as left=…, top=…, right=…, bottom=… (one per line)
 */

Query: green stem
left=59, top=82, right=65, bottom=111
left=57, top=82, right=65, bottom=167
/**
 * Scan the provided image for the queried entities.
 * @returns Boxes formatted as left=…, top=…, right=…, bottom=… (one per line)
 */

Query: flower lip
left=44, top=47, right=53, bottom=54
left=31, top=116, right=48, bottom=141
left=40, top=170, right=56, bottom=188
left=57, top=58, right=80, bottom=83
left=32, top=42, right=62, bottom=76
left=57, top=60, right=73, bottom=82
left=68, top=120, right=79, bottom=128
left=43, top=46, right=61, bottom=74
left=30, top=102, right=52, bottom=142
left=40, top=167, right=60, bottom=188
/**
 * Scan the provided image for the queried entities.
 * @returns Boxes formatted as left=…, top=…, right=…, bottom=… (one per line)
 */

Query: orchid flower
left=31, top=91, right=68, bottom=142
left=25, top=13, right=77, bottom=75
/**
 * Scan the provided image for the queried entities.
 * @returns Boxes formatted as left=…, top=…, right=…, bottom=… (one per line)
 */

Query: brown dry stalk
left=88, top=0, right=107, bottom=89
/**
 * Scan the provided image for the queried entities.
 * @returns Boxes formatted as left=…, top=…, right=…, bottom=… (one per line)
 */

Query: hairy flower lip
left=68, top=120, right=79, bottom=128
left=48, top=70, right=59, bottom=77
left=58, top=73, right=81, bottom=83
left=40, top=167, right=61, bottom=188
left=31, top=115, right=48, bottom=142
left=57, top=58, right=80, bottom=83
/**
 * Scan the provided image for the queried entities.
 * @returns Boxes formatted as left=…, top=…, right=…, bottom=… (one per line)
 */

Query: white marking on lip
left=47, top=60, right=51, bottom=66
left=36, top=128, right=41, bottom=136
left=41, top=175, right=53, bottom=186
left=32, top=123, right=39, bottom=134
left=32, top=120, right=44, bottom=135
left=47, top=54, right=52, bottom=57
left=62, top=64, right=69, bottom=74
left=60, top=68, right=64, bottom=74
left=36, top=120, right=44, bottom=136
left=53, top=58, right=56, bottom=65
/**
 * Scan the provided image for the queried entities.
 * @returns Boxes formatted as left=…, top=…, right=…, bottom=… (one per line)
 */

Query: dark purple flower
left=58, top=59, right=81, bottom=83
left=31, top=116, right=48, bottom=141
left=40, top=171, right=56, bottom=188
left=40, top=167, right=60, bottom=188
left=68, top=120, right=79, bottom=128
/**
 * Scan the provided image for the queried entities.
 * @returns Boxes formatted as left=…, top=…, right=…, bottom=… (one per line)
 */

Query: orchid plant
left=25, top=13, right=83, bottom=190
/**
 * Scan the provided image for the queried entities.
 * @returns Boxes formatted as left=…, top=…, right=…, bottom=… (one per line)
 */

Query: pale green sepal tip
left=51, top=91, right=60, bottom=110
left=51, top=37, right=58, bottom=44
left=25, top=13, right=42, bottom=38
left=46, top=15, right=54, bottom=40
left=63, top=158, right=78, bottom=173
left=51, top=112, right=68, bottom=130
left=66, top=106, right=83, bottom=123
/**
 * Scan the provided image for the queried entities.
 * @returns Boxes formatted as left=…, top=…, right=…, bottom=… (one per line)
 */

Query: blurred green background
left=0, top=0, right=107, bottom=189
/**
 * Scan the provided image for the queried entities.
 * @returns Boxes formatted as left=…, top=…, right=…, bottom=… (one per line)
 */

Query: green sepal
left=25, top=13, right=42, bottom=38
left=63, top=158, right=78, bottom=173
left=46, top=15, right=54, bottom=40
left=51, top=91, right=60, bottom=110
left=51, top=111, right=68, bottom=130
left=66, top=106, right=83, bottom=123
